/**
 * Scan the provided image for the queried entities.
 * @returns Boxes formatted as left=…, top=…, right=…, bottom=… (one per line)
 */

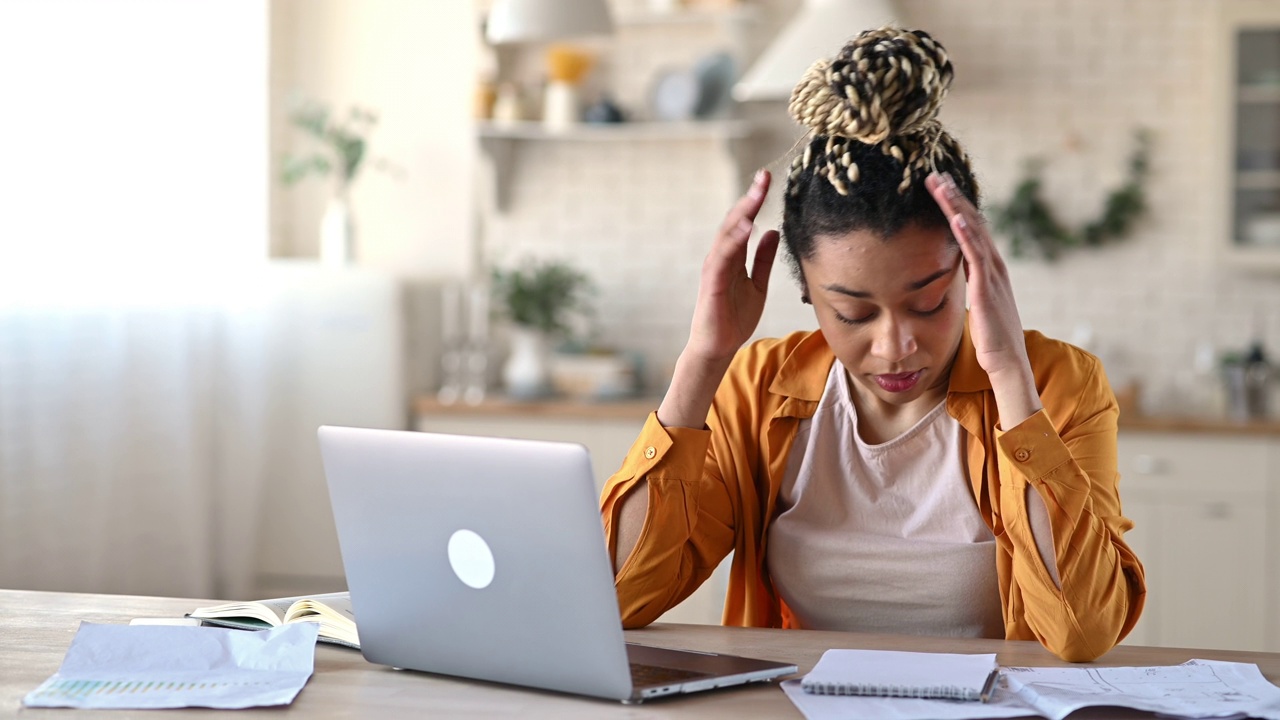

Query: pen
left=980, top=668, right=999, bottom=703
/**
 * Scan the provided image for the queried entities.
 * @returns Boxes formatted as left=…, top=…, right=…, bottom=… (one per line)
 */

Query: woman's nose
left=870, top=319, right=918, bottom=363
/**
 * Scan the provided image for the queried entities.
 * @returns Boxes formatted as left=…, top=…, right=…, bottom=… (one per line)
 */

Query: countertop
left=415, top=395, right=1280, bottom=436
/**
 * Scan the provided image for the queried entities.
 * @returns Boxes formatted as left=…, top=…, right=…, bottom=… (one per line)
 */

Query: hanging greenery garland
left=990, top=129, right=1152, bottom=261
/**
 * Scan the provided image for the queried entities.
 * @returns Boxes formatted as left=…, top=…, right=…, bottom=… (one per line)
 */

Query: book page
left=191, top=592, right=357, bottom=648
left=189, top=599, right=289, bottom=625
left=282, top=593, right=358, bottom=648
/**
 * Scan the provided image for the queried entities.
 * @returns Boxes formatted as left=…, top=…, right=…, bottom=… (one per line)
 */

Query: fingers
left=926, top=172, right=998, bottom=267
left=718, top=170, right=771, bottom=240
left=751, top=230, right=780, bottom=293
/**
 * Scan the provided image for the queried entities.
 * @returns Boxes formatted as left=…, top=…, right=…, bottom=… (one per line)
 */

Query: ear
left=795, top=264, right=812, bottom=305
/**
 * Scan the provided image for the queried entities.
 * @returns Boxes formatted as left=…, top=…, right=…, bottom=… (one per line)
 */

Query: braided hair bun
left=786, top=27, right=971, bottom=197
left=789, top=27, right=952, bottom=143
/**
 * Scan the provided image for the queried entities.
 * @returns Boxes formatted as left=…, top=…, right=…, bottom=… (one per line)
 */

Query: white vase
left=542, top=81, right=579, bottom=132
left=502, top=327, right=552, bottom=399
left=320, top=190, right=354, bottom=265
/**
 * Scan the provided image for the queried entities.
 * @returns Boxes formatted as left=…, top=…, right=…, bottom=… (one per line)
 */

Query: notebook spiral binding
left=803, top=682, right=981, bottom=701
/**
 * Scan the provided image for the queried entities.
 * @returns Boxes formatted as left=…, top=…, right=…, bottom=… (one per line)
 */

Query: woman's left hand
left=926, top=172, right=1042, bottom=424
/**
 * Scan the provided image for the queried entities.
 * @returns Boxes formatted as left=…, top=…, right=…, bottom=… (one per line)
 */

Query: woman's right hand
left=684, top=169, right=780, bottom=366
left=657, top=170, right=778, bottom=430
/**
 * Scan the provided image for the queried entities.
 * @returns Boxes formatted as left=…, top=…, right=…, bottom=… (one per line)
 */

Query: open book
left=188, top=592, right=359, bottom=649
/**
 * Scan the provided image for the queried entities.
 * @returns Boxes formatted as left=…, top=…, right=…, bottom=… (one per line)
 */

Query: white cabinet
left=1118, top=431, right=1271, bottom=651
left=1218, top=1, right=1280, bottom=268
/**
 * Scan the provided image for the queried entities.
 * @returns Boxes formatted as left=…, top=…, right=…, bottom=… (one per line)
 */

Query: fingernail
left=754, top=169, right=766, bottom=185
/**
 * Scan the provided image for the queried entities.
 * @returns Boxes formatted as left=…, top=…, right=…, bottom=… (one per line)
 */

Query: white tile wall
left=480, top=0, right=1280, bottom=411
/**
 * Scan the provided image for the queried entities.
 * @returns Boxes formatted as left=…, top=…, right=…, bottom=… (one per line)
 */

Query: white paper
left=784, top=659, right=1280, bottom=720
left=24, top=621, right=319, bottom=710
left=1004, top=659, right=1280, bottom=720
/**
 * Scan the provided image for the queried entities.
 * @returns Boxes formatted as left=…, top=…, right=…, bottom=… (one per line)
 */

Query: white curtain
left=0, top=0, right=272, bottom=598
left=0, top=267, right=406, bottom=600
left=0, top=284, right=273, bottom=599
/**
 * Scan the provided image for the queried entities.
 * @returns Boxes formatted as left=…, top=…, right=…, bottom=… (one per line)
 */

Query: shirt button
left=1014, top=448, right=1032, bottom=462
left=644, top=446, right=657, bottom=459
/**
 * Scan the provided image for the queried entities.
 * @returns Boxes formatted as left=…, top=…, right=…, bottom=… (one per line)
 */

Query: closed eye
left=833, top=310, right=874, bottom=326
left=912, top=296, right=949, bottom=317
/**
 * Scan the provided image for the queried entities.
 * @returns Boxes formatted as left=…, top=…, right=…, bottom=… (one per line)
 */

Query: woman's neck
left=843, top=366, right=951, bottom=445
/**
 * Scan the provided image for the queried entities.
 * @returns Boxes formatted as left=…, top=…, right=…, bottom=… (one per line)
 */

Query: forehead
left=805, top=225, right=959, bottom=283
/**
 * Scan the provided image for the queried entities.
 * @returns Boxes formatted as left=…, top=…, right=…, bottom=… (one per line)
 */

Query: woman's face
left=800, top=223, right=967, bottom=409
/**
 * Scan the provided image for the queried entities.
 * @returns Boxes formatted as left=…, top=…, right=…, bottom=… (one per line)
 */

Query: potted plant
left=280, top=98, right=385, bottom=265
left=490, top=259, right=592, bottom=398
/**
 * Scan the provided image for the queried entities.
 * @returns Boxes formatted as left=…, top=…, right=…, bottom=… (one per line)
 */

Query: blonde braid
left=787, top=27, right=976, bottom=198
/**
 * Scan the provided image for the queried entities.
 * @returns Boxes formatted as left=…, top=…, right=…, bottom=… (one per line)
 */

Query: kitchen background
left=4, top=0, right=1280, bottom=653
left=271, top=0, right=1280, bottom=415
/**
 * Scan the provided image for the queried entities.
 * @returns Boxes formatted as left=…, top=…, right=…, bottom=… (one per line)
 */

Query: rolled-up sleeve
left=995, top=361, right=1146, bottom=662
left=600, top=412, right=736, bottom=628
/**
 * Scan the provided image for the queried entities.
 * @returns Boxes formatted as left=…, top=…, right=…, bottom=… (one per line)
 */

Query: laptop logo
left=447, top=529, right=495, bottom=589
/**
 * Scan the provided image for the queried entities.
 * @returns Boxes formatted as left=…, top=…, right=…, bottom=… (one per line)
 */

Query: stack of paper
left=24, top=622, right=319, bottom=710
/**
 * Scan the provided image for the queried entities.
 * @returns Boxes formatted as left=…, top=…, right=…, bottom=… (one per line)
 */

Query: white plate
left=650, top=68, right=700, bottom=121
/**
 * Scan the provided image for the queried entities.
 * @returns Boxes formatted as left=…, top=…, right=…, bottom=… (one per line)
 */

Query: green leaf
left=491, top=260, right=594, bottom=337
left=990, top=128, right=1152, bottom=261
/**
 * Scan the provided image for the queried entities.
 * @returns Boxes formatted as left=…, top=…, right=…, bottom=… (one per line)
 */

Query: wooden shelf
left=416, top=395, right=1280, bottom=437
left=415, top=395, right=659, bottom=421
left=1121, top=413, right=1280, bottom=437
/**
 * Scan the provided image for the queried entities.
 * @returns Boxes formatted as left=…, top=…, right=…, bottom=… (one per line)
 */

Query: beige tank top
left=766, top=362, right=1004, bottom=638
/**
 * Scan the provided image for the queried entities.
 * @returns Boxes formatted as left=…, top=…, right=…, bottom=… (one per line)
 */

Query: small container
left=542, top=81, right=579, bottom=131
left=1223, top=343, right=1272, bottom=421
left=492, top=83, right=526, bottom=125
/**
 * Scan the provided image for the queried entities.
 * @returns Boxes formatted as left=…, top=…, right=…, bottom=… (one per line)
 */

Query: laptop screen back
left=318, top=426, right=634, bottom=700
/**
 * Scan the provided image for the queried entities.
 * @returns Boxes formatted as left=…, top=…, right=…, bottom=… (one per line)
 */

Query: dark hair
left=780, top=28, right=981, bottom=280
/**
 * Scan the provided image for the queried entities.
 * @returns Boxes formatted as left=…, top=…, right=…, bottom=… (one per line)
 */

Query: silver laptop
left=317, top=425, right=797, bottom=703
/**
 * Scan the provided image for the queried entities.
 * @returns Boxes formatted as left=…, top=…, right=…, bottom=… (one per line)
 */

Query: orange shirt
left=601, top=323, right=1146, bottom=662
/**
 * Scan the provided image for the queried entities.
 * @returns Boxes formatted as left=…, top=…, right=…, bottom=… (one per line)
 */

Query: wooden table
left=7, top=590, right=1280, bottom=718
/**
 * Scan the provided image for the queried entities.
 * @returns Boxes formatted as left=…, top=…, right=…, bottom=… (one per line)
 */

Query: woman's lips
left=873, top=370, right=923, bottom=393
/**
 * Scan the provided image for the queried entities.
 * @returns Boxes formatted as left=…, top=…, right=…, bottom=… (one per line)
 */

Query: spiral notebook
left=801, top=649, right=998, bottom=702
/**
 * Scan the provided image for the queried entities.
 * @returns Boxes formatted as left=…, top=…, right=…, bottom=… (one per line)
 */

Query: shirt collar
left=768, top=330, right=835, bottom=403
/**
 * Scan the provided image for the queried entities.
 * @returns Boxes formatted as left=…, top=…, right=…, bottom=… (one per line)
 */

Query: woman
left=600, top=28, right=1145, bottom=663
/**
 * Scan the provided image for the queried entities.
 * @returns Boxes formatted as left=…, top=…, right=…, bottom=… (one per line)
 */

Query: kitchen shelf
left=478, top=119, right=753, bottom=142
left=478, top=119, right=759, bottom=211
